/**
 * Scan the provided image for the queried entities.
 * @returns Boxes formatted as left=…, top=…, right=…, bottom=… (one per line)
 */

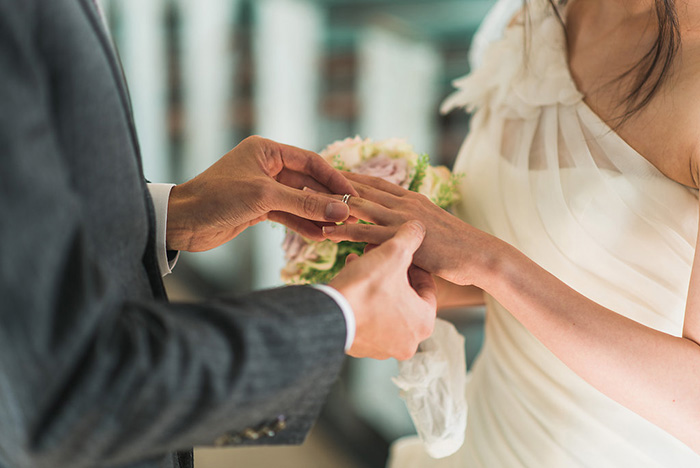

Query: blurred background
left=97, top=0, right=492, bottom=466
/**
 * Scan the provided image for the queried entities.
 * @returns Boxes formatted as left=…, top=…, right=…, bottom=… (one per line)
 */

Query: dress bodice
left=447, top=0, right=697, bottom=334
left=390, top=1, right=700, bottom=466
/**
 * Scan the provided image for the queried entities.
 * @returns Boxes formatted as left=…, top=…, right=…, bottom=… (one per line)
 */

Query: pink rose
left=352, top=154, right=411, bottom=188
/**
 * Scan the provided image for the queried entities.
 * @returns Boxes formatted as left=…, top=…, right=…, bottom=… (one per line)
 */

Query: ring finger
left=324, top=193, right=404, bottom=226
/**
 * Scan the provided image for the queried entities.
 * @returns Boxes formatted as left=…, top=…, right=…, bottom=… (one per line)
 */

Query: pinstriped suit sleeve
left=0, top=2, right=347, bottom=468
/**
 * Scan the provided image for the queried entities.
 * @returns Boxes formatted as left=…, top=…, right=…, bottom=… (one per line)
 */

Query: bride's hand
left=322, top=172, right=495, bottom=287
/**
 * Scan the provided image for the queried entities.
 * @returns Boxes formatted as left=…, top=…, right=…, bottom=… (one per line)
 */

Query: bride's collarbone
left=571, top=49, right=700, bottom=190
left=566, top=5, right=700, bottom=189
left=590, top=94, right=700, bottom=190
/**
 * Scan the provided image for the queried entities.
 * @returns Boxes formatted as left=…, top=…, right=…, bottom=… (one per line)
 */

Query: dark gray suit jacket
left=0, top=1, right=347, bottom=467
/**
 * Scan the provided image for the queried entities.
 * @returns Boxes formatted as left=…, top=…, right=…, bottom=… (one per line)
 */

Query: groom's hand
left=166, top=136, right=358, bottom=252
left=329, top=221, right=438, bottom=361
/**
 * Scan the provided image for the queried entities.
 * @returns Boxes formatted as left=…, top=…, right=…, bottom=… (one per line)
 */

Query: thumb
left=377, top=221, right=426, bottom=266
left=273, top=185, right=350, bottom=223
left=345, top=253, right=360, bottom=265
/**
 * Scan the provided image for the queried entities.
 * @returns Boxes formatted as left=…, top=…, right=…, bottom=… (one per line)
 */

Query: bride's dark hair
left=545, top=0, right=680, bottom=121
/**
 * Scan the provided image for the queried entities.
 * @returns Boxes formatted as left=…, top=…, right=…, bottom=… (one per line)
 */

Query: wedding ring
left=341, top=193, right=351, bottom=205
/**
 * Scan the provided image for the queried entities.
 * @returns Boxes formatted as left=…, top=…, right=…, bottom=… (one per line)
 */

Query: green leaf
left=434, top=172, right=464, bottom=209
left=297, top=241, right=367, bottom=284
left=332, top=154, right=348, bottom=171
left=408, top=153, right=430, bottom=192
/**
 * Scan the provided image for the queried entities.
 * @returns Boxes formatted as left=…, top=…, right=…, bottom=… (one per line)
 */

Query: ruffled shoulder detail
left=441, top=0, right=582, bottom=119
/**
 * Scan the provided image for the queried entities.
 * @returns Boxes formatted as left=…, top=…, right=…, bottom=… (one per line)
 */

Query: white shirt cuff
left=311, top=284, right=356, bottom=352
left=147, top=183, right=180, bottom=277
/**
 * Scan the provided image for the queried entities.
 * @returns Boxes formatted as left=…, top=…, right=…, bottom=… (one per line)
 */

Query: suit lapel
left=76, top=0, right=168, bottom=301
left=76, top=0, right=145, bottom=175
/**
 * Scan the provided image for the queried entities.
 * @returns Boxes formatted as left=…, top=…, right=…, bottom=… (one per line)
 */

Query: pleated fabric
left=388, top=0, right=700, bottom=466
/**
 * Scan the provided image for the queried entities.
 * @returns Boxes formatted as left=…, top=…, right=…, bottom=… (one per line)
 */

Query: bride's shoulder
left=678, top=33, right=700, bottom=188
left=611, top=40, right=700, bottom=190
left=678, top=4, right=700, bottom=89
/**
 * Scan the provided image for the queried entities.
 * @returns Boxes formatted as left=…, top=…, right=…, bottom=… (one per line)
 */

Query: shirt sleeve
left=147, top=182, right=355, bottom=350
left=147, top=183, right=180, bottom=276
left=311, top=284, right=356, bottom=352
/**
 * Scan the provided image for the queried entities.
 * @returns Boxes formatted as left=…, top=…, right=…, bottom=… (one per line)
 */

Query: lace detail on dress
left=441, top=0, right=582, bottom=119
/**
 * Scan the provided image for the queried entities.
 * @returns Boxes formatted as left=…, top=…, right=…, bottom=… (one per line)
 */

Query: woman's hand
left=321, top=172, right=497, bottom=287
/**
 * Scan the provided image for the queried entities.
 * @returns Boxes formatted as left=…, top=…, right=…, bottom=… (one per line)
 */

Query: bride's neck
left=566, top=0, right=657, bottom=36
left=578, top=0, right=656, bottom=26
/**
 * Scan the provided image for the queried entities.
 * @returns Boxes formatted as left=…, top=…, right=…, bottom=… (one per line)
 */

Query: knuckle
left=396, top=345, right=417, bottom=361
left=413, top=192, right=430, bottom=203
left=244, top=135, right=263, bottom=146
left=348, top=196, right=365, bottom=212
left=348, top=223, right=372, bottom=241
left=333, top=224, right=348, bottom=235
left=406, top=199, right=424, bottom=213
left=243, top=135, right=273, bottom=156
left=300, top=195, right=322, bottom=217
left=418, top=318, right=434, bottom=341
left=358, top=223, right=374, bottom=235
left=407, top=196, right=428, bottom=212
left=302, top=156, right=317, bottom=175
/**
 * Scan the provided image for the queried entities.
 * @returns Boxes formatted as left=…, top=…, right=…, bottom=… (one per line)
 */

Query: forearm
left=476, top=239, right=700, bottom=452
left=435, top=276, right=485, bottom=310
left=165, top=182, right=213, bottom=252
left=1, top=286, right=346, bottom=467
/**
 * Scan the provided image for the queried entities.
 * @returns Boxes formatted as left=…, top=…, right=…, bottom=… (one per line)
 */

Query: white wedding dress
left=388, top=0, right=700, bottom=467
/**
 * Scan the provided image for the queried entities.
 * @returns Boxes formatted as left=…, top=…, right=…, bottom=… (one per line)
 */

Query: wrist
left=166, top=183, right=197, bottom=251
left=471, top=235, right=520, bottom=292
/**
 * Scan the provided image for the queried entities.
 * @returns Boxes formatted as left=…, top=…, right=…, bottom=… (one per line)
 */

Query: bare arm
left=323, top=171, right=700, bottom=453
left=477, top=224, right=700, bottom=453
left=435, top=276, right=485, bottom=310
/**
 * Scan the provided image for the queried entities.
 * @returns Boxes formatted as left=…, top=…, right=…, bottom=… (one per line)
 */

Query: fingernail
left=323, top=225, right=337, bottom=235
left=325, top=202, right=348, bottom=221
left=408, top=220, right=426, bottom=235
left=303, top=186, right=319, bottom=193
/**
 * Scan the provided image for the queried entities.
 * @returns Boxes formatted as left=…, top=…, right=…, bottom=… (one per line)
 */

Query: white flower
left=370, top=139, right=419, bottom=168
left=281, top=231, right=338, bottom=283
left=319, top=136, right=420, bottom=175
left=417, top=166, right=453, bottom=202
left=319, top=136, right=367, bottom=169
left=281, top=136, right=460, bottom=284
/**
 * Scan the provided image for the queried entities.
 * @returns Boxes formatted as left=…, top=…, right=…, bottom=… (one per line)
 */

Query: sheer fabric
left=388, top=1, right=700, bottom=466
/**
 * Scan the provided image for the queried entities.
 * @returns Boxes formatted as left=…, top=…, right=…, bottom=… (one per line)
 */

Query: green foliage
left=408, top=153, right=430, bottom=192
left=284, top=146, right=464, bottom=285
left=434, top=172, right=463, bottom=209
left=297, top=241, right=366, bottom=284
left=332, top=154, right=348, bottom=171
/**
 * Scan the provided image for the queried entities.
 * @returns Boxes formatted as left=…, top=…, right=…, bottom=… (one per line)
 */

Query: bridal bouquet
left=281, top=136, right=460, bottom=285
